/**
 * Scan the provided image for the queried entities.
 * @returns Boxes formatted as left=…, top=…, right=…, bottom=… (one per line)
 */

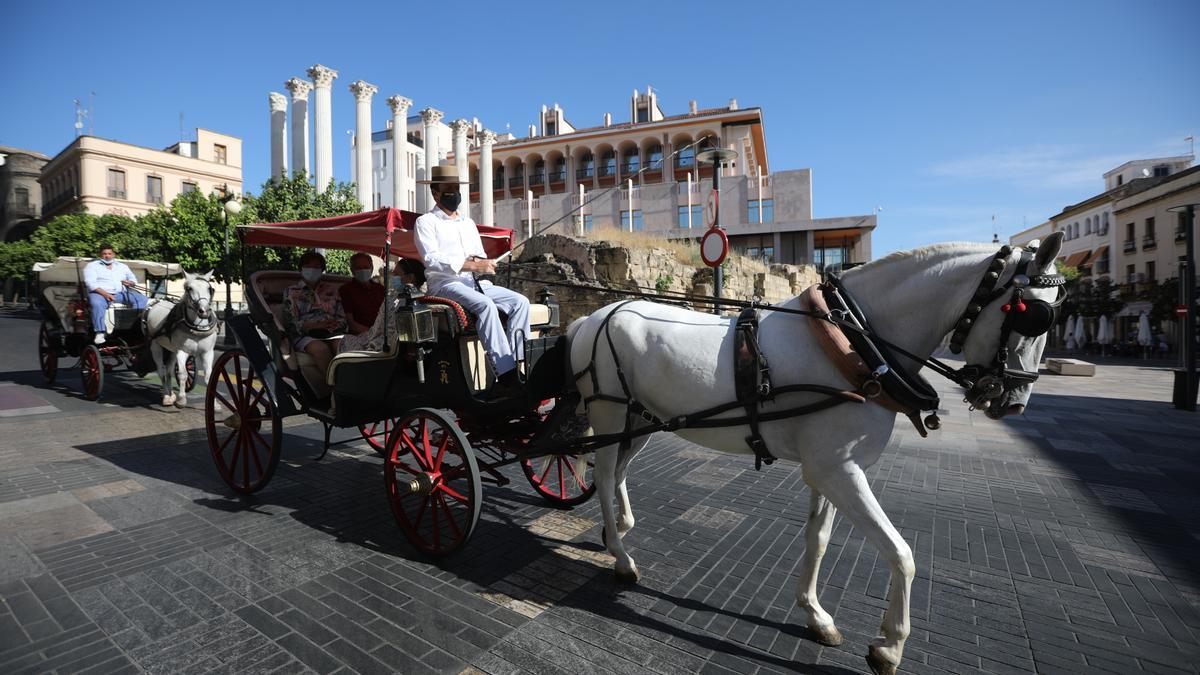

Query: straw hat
left=417, top=163, right=464, bottom=186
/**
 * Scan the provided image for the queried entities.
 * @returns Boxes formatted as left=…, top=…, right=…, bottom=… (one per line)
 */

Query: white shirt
left=83, top=259, right=136, bottom=294
left=413, top=207, right=488, bottom=294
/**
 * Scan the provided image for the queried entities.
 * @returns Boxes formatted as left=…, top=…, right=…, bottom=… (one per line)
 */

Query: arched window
left=578, top=153, right=594, bottom=179
left=1101, top=212, right=1109, bottom=234
left=621, top=148, right=639, bottom=175
left=601, top=151, right=616, bottom=176
left=1085, top=217, right=1092, bottom=235
left=552, top=156, right=566, bottom=181
left=531, top=160, right=545, bottom=185
left=646, top=144, right=663, bottom=170
left=677, top=144, right=695, bottom=168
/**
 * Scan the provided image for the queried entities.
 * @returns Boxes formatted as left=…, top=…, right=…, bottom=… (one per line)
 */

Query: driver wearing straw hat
left=414, top=163, right=530, bottom=393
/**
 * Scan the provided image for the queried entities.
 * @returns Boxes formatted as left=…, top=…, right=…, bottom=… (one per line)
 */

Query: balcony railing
left=1143, top=235, right=1157, bottom=250
left=1123, top=239, right=1137, bottom=253
left=598, top=167, right=616, bottom=177
left=620, top=164, right=639, bottom=175
left=492, top=178, right=505, bottom=189
left=529, top=175, right=545, bottom=186
left=108, top=189, right=126, bottom=200
left=676, top=157, right=695, bottom=168
left=576, top=168, right=594, bottom=179
left=147, top=195, right=163, bottom=205
left=508, top=176, right=524, bottom=188
left=548, top=171, right=566, bottom=183
left=469, top=183, right=479, bottom=193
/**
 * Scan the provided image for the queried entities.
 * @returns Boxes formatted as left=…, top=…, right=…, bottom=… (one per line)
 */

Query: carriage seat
left=247, top=270, right=351, bottom=397
left=42, top=286, right=137, bottom=333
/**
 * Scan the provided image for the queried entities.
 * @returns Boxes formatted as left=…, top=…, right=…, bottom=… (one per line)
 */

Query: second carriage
left=205, top=208, right=595, bottom=555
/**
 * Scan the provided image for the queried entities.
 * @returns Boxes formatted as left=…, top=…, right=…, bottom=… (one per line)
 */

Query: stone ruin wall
left=501, top=234, right=821, bottom=329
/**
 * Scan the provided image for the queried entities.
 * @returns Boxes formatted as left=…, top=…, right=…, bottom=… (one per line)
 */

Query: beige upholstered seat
left=248, top=270, right=351, bottom=397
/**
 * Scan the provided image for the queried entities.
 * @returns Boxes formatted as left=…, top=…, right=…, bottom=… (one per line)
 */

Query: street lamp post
left=1167, top=203, right=1198, bottom=411
left=217, top=188, right=242, bottom=347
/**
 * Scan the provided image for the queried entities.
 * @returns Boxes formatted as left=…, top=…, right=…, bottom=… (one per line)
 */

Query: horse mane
left=844, top=241, right=997, bottom=278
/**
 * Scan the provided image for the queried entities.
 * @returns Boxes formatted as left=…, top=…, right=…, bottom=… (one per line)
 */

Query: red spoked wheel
left=521, top=453, right=596, bottom=507
left=185, top=355, right=197, bottom=392
left=80, top=344, right=103, bottom=400
left=38, top=323, right=58, bottom=384
left=358, top=418, right=398, bottom=457
left=384, top=408, right=482, bottom=556
left=205, top=349, right=282, bottom=495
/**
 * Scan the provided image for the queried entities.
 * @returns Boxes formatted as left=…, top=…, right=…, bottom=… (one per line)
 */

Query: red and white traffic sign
left=706, top=189, right=719, bottom=227
left=1178, top=305, right=1189, bottom=317
left=700, top=227, right=729, bottom=267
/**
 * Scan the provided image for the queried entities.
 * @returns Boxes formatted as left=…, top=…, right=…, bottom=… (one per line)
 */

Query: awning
left=1063, top=250, right=1092, bottom=268
left=1082, top=245, right=1108, bottom=267
left=239, top=207, right=513, bottom=259
left=33, top=257, right=183, bottom=283
left=1117, top=301, right=1152, bottom=317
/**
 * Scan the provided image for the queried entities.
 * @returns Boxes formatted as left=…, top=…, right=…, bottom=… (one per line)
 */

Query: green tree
left=238, top=171, right=361, bottom=275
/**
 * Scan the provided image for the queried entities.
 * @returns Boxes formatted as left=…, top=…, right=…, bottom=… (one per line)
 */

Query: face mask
left=301, top=267, right=322, bottom=283
left=438, top=192, right=462, bottom=212
left=100, top=258, right=113, bottom=266
left=353, top=270, right=372, bottom=283
left=391, top=276, right=406, bottom=290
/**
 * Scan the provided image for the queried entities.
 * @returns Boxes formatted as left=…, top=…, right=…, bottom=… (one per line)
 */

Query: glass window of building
left=107, top=169, right=126, bottom=199
left=583, top=214, right=593, bottom=232
left=677, top=145, right=695, bottom=168
left=646, top=145, right=663, bottom=170
left=677, top=204, right=704, bottom=228
left=552, top=157, right=566, bottom=182
left=578, top=154, right=594, bottom=178
left=601, top=151, right=616, bottom=176
left=14, top=187, right=29, bottom=209
left=214, top=144, right=227, bottom=164
left=146, top=176, right=163, bottom=204
left=747, top=199, right=775, bottom=223
left=621, top=148, right=639, bottom=175
left=181, top=181, right=198, bottom=194
left=620, top=210, right=643, bottom=231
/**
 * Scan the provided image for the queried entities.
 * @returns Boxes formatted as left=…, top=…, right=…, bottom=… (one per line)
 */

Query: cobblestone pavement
left=2, top=308, right=1199, bottom=674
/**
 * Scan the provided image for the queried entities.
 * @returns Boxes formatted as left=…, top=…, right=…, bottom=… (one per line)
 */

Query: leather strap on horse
left=800, top=283, right=930, bottom=437
left=735, top=307, right=776, bottom=469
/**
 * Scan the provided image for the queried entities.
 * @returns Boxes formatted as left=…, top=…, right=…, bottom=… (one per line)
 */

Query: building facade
left=356, top=90, right=873, bottom=267
left=39, top=129, right=243, bottom=221
left=1113, top=165, right=1200, bottom=298
left=0, top=146, right=49, bottom=241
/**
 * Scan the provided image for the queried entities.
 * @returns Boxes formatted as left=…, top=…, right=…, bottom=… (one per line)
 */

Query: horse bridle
left=181, top=281, right=218, bottom=334
left=944, top=241, right=1065, bottom=413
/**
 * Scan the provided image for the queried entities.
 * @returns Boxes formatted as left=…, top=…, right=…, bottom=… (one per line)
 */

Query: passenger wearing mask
left=338, top=252, right=385, bottom=334
left=282, top=250, right=346, bottom=375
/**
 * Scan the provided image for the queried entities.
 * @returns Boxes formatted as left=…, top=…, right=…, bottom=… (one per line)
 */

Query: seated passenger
left=84, top=243, right=148, bottom=344
left=282, top=250, right=346, bottom=375
left=338, top=259, right=424, bottom=354
left=339, top=252, right=385, bottom=335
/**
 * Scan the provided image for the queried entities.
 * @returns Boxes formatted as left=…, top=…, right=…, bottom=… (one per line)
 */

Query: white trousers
left=431, top=280, right=530, bottom=375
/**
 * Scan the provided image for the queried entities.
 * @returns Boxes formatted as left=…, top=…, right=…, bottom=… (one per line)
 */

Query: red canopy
left=239, top=207, right=513, bottom=259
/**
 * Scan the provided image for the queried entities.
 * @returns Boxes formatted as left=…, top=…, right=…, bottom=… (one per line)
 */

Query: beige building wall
left=40, top=131, right=243, bottom=220
left=1113, top=166, right=1200, bottom=286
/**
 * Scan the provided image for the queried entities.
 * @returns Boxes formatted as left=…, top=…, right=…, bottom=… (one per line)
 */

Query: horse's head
left=183, top=270, right=215, bottom=320
left=955, top=231, right=1064, bottom=419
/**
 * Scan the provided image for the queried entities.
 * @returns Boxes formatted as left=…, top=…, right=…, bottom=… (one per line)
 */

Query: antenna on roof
left=72, top=98, right=92, bottom=137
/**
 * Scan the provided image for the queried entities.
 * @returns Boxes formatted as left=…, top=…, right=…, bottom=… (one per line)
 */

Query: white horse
left=565, top=234, right=1063, bottom=675
left=145, top=271, right=219, bottom=407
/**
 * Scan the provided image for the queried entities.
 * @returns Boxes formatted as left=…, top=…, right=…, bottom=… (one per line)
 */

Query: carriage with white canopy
left=34, top=256, right=197, bottom=399
left=205, top=207, right=596, bottom=555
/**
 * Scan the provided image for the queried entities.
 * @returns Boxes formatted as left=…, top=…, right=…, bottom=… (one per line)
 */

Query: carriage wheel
left=521, top=453, right=596, bottom=507
left=38, top=323, right=58, bottom=384
left=205, top=349, right=282, bottom=495
left=80, top=345, right=103, bottom=400
left=384, top=408, right=482, bottom=556
left=185, top=355, right=197, bottom=392
left=358, top=418, right=397, bottom=457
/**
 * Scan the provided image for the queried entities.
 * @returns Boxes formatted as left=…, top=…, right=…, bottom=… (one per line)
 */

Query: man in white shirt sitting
left=414, top=164, right=530, bottom=392
left=83, top=244, right=148, bottom=344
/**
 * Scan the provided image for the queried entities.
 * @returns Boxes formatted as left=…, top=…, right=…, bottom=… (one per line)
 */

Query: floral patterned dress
left=282, top=281, right=347, bottom=346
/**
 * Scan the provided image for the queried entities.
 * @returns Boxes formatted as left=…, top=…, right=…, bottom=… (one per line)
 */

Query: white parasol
left=1096, top=315, right=1111, bottom=345
left=1064, top=313, right=1077, bottom=349
left=1074, top=315, right=1088, bottom=348
left=1137, top=312, right=1152, bottom=347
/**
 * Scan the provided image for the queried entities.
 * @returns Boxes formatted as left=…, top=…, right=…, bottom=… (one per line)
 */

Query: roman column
left=450, top=119, right=472, bottom=218
left=284, top=78, right=311, bottom=177
left=349, top=80, right=378, bottom=211
left=268, top=92, right=287, bottom=183
left=307, top=64, right=338, bottom=190
left=419, top=107, right=444, bottom=209
left=478, top=129, right=497, bottom=226
left=386, top=95, right=412, bottom=209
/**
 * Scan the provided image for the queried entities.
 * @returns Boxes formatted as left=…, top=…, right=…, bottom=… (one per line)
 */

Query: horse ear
left=184, top=271, right=195, bottom=282
left=1035, top=231, right=1063, bottom=270
left=202, top=270, right=214, bottom=281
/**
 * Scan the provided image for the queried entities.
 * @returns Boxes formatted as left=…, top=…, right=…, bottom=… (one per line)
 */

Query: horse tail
left=562, top=316, right=588, bottom=394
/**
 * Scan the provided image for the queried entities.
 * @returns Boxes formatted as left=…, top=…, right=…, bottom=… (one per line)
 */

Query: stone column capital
left=349, top=80, right=378, bottom=102
left=306, top=64, right=339, bottom=88
left=269, top=92, right=288, bottom=112
left=386, top=95, right=413, bottom=115
left=284, top=78, right=312, bottom=100
left=449, top=118, right=472, bottom=138
left=420, top=107, right=444, bottom=125
left=478, top=129, right=498, bottom=147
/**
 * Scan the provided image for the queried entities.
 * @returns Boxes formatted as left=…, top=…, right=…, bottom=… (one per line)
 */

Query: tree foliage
left=0, top=171, right=362, bottom=282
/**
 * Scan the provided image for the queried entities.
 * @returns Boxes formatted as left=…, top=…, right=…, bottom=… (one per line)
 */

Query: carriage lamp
left=392, top=292, right=436, bottom=344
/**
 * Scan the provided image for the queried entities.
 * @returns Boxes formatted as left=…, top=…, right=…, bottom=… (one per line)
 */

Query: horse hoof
left=866, top=645, right=898, bottom=675
left=811, top=624, right=843, bottom=647
left=614, top=568, right=639, bottom=584
left=162, top=396, right=175, bottom=406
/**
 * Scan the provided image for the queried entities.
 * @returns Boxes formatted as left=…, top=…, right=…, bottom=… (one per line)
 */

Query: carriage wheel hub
left=406, top=472, right=437, bottom=495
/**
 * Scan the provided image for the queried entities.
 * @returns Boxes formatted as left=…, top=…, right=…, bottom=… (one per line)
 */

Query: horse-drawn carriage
left=206, top=208, right=595, bottom=555
left=34, top=257, right=197, bottom=400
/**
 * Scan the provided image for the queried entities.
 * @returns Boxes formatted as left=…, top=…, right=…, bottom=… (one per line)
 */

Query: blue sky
left=4, top=0, right=1197, bottom=255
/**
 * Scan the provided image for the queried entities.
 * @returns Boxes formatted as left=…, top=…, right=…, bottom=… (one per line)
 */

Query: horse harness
left=148, top=295, right=221, bottom=342
left=570, top=241, right=1065, bottom=469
